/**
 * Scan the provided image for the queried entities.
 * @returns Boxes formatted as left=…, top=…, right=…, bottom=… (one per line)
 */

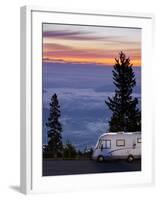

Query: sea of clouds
left=43, top=63, right=141, bottom=150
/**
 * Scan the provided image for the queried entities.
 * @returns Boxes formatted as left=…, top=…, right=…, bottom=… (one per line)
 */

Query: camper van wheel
left=97, top=156, right=104, bottom=162
left=127, top=155, right=134, bottom=163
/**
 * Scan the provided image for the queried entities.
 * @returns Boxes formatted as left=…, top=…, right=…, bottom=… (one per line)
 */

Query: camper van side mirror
left=100, top=144, right=103, bottom=151
left=133, top=143, right=136, bottom=149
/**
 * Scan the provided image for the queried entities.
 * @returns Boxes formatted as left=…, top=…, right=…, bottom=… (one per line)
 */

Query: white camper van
left=92, top=132, right=141, bottom=162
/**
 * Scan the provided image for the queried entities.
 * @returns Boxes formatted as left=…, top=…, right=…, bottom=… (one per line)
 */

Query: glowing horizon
left=42, top=24, right=141, bottom=67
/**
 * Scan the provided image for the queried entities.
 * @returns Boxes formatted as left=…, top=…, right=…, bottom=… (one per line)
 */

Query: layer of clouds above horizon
left=43, top=23, right=141, bottom=67
left=42, top=63, right=141, bottom=150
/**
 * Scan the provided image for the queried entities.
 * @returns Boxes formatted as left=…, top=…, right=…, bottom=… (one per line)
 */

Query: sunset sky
left=42, top=24, right=141, bottom=67
left=42, top=23, right=141, bottom=149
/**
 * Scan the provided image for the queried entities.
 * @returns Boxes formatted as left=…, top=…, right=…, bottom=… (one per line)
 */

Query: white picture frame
left=20, top=6, right=154, bottom=194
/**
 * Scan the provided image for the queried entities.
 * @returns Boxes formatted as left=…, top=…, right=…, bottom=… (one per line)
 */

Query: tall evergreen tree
left=105, top=52, right=141, bottom=132
left=46, top=93, right=63, bottom=157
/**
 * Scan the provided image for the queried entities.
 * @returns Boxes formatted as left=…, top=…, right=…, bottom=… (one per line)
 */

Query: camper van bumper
left=92, top=153, right=112, bottom=161
left=92, top=154, right=98, bottom=160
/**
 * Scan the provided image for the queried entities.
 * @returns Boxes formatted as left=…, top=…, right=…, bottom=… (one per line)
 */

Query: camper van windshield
left=98, top=140, right=103, bottom=149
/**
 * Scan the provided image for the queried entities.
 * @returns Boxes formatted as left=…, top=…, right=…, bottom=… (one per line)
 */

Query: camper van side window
left=116, top=139, right=125, bottom=147
left=137, top=138, right=141, bottom=143
left=105, top=140, right=111, bottom=149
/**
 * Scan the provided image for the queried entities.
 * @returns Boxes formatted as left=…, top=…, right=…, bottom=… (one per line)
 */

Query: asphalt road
left=43, top=159, right=141, bottom=176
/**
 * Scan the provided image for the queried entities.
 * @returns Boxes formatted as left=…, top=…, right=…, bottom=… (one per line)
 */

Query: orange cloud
left=43, top=55, right=141, bottom=66
left=43, top=44, right=141, bottom=66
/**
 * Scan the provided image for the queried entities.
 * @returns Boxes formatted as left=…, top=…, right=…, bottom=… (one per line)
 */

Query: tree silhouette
left=105, top=52, right=141, bottom=132
left=46, top=93, right=63, bottom=157
left=63, top=140, right=77, bottom=158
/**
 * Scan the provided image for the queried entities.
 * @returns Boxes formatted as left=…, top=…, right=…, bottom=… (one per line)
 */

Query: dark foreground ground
left=43, top=159, right=141, bottom=176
